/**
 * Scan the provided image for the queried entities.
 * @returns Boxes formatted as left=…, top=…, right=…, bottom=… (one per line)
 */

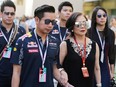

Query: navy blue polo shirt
left=11, top=31, right=60, bottom=87
left=0, top=23, right=26, bottom=78
left=50, top=23, right=70, bottom=43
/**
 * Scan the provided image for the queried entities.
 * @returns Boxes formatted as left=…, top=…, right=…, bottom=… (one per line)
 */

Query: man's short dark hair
left=58, top=1, right=73, bottom=12
left=1, top=0, right=16, bottom=12
left=34, top=4, right=55, bottom=20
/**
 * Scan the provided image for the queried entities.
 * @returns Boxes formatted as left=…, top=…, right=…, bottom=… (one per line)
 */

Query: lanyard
left=34, top=29, right=48, bottom=68
left=96, top=29, right=105, bottom=63
left=57, top=22, right=68, bottom=42
left=74, top=37, right=86, bottom=66
left=0, top=28, right=14, bottom=47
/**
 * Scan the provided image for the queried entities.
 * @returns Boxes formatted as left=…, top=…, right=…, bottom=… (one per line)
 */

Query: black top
left=87, top=28, right=115, bottom=87
left=11, top=31, right=60, bottom=87
left=87, top=28, right=115, bottom=64
left=57, top=39, right=96, bottom=87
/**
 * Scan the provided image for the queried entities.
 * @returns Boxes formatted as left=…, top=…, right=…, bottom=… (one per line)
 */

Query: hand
left=110, top=73, right=114, bottom=79
left=64, top=82, right=74, bottom=87
left=59, top=70, right=68, bottom=86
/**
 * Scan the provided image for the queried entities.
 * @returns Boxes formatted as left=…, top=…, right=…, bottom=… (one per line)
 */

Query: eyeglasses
left=44, top=19, right=56, bottom=25
left=97, top=14, right=107, bottom=18
left=75, top=21, right=89, bottom=29
left=3, top=12, right=15, bottom=16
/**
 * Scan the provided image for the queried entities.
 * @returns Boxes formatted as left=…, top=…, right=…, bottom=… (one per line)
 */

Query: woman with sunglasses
left=87, top=6, right=115, bottom=87
left=57, top=12, right=101, bottom=87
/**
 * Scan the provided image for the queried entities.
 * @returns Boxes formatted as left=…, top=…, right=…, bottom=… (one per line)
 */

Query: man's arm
left=53, top=64, right=68, bottom=86
left=12, top=64, right=21, bottom=87
left=53, top=41, right=68, bottom=85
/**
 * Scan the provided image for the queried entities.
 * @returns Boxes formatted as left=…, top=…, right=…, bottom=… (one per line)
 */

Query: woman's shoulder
left=86, top=37, right=96, bottom=45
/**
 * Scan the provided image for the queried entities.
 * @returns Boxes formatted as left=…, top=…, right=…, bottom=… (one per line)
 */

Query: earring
left=72, top=30, right=73, bottom=32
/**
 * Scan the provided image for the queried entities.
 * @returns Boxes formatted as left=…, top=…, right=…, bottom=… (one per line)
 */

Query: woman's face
left=111, top=18, right=116, bottom=26
left=73, top=15, right=87, bottom=36
left=96, top=9, right=107, bottom=26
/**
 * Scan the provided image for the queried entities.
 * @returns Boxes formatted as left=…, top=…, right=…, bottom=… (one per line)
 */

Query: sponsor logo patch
left=52, top=29, right=59, bottom=34
left=13, top=47, right=17, bottom=51
left=27, top=42, right=38, bottom=48
left=28, top=49, right=38, bottom=53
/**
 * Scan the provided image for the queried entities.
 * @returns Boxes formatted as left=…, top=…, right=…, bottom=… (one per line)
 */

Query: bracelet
left=59, top=68, right=64, bottom=73
left=96, top=83, right=102, bottom=87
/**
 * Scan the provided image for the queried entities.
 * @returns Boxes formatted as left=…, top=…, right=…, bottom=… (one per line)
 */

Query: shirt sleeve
left=54, top=39, right=61, bottom=68
left=10, top=38, right=24, bottom=65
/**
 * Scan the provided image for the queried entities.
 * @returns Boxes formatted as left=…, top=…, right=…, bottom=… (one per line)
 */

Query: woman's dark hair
left=90, top=6, right=109, bottom=39
left=66, top=12, right=87, bottom=36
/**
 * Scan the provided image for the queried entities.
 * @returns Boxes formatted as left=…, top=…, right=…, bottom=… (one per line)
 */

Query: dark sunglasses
left=45, top=19, right=56, bottom=25
left=3, top=12, right=15, bottom=16
left=75, top=21, right=89, bottom=29
left=97, top=14, right=107, bottom=18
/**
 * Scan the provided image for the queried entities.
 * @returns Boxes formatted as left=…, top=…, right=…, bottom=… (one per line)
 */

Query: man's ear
left=58, top=11, right=60, bottom=17
left=35, top=16, right=39, bottom=22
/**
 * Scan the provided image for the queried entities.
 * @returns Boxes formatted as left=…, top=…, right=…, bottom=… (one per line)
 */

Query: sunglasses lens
left=75, top=22, right=80, bottom=27
left=4, top=12, right=15, bottom=16
left=103, top=14, right=106, bottom=17
left=10, top=12, right=15, bottom=16
left=45, top=19, right=51, bottom=25
left=97, top=14, right=106, bottom=18
left=52, top=20, right=56, bottom=25
left=45, top=19, right=56, bottom=25
left=75, top=21, right=88, bottom=28
left=97, top=15, right=101, bottom=18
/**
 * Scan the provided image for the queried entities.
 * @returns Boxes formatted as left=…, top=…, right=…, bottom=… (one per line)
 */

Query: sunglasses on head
left=3, top=12, right=15, bottom=16
left=97, top=14, right=107, bottom=18
left=44, top=19, right=56, bottom=25
left=75, top=21, right=89, bottom=29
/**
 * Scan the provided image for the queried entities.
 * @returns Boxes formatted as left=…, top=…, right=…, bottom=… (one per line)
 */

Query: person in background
left=49, top=2, right=73, bottom=86
left=110, top=17, right=116, bottom=56
left=25, top=17, right=36, bottom=31
left=11, top=4, right=68, bottom=87
left=87, top=6, right=115, bottom=87
left=49, top=1, right=73, bottom=43
left=86, top=14, right=91, bottom=29
left=110, top=16, right=116, bottom=75
left=0, top=1, right=26, bottom=87
left=19, top=15, right=29, bottom=33
left=57, top=12, right=101, bottom=87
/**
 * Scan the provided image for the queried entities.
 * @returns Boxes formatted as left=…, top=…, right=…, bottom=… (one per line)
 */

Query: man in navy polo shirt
left=0, top=1, right=26, bottom=87
left=49, top=1, right=73, bottom=43
left=11, top=5, right=68, bottom=87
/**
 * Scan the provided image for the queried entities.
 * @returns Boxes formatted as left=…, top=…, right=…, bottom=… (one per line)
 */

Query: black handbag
left=110, top=78, right=116, bottom=87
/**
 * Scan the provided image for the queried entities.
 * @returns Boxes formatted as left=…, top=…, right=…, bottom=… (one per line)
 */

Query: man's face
left=111, top=18, right=116, bottom=25
left=96, top=9, right=107, bottom=26
left=59, top=6, right=73, bottom=21
left=2, top=6, right=15, bottom=25
left=36, top=12, right=56, bottom=34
